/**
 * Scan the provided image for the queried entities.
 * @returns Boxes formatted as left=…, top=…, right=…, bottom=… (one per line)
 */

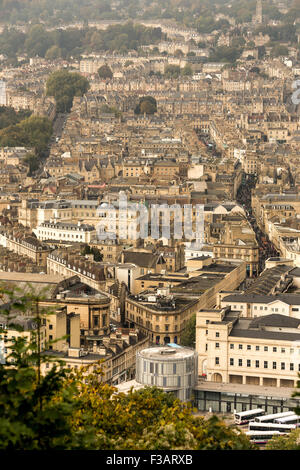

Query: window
left=273, top=362, right=277, bottom=370
left=273, top=347, right=277, bottom=352
left=281, top=363, right=285, bottom=370
left=230, top=344, right=234, bottom=349
left=281, top=348, right=285, bottom=353
left=239, top=344, right=243, bottom=350
left=247, top=345, right=251, bottom=350
left=255, top=360, right=259, bottom=368
left=247, top=359, right=251, bottom=367
left=264, top=346, right=268, bottom=352
left=215, top=342, right=220, bottom=348
left=264, top=361, right=268, bottom=369
left=216, top=332, right=220, bottom=338
left=230, top=358, right=234, bottom=366
left=215, top=357, right=220, bottom=365
left=238, top=359, right=242, bottom=366
left=290, top=363, right=294, bottom=371
left=256, top=346, right=260, bottom=351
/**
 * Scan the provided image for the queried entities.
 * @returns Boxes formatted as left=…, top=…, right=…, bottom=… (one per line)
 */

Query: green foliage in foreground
left=0, top=355, right=256, bottom=450
left=266, top=380, right=300, bottom=449
left=0, top=286, right=256, bottom=450
left=265, top=428, right=300, bottom=450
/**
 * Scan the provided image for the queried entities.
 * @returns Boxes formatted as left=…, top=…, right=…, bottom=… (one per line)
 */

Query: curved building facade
left=136, top=345, right=198, bottom=402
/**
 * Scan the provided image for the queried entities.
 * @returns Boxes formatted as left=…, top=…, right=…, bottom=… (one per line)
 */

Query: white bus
left=245, top=430, right=287, bottom=445
left=248, top=421, right=296, bottom=433
left=234, top=408, right=265, bottom=425
left=254, top=411, right=295, bottom=424
left=274, top=414, right=300, bottom=426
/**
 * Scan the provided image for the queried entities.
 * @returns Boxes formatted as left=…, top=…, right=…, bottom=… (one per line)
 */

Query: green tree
left=45, top=45, right=62, bottom=60
left=0, top=115, right=52, bottom=159
left=24, top=24, right=54, bottom=58
left=97, top=64, right=113, bottom=80
left=134, top=96, right=157, bottom=115
left=46, top=69, right=89, bottom=113
left=81, top=244, right=103, bottom=262
left=181, top=64, right=193, bottom=76
left=271, top=44, right=289, bottom=57
left=164, top=64, right=181, bottom=78
left=0, top=106, right=32, bottom=130
left=23, top=153, right=40, bottom=175
left=68, top=372, right=256, bottom=450
left=265, top=428, right=300, bottom=450
left=180, top=314, right=196, bottom=347
left=0, top=285, right=81, bottom=450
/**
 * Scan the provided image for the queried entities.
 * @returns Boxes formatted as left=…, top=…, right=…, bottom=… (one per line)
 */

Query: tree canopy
left=46, top=70, right=90, bottom=113
left=0, top=115, right=52, bottom=158
left=0, top=22, right=165, bottom=61
left=134, top=96, right=157, bottom=115
left=180, top=314, right=196, bottom=347
left=0, top=106, right=32, bottom=130
left=98, top=64, right=113, bottom=80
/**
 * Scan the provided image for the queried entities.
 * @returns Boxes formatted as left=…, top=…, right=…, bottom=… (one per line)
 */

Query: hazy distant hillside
left=0, top=0, right=295, bottom=28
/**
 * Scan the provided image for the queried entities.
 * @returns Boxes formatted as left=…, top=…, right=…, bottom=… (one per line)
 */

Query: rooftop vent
left=160, top=348, right=176, bottom=355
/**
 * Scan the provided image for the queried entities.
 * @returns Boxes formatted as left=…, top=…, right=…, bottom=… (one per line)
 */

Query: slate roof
left=121, top=252, right=165, bottom=268
left=223, top=293, right=300, bottom=305
left=249, top=314, right=300, bottom=329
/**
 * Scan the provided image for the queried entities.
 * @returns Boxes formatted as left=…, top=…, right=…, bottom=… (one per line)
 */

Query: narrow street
left=237, top=174, right=280, bottom=275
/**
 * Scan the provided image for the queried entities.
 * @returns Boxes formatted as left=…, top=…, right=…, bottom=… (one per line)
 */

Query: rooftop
left=194, top=381, right=299, bottom=400
left=138, top=345, right=196, bottom=360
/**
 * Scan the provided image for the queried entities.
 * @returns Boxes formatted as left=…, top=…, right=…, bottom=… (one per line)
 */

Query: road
left=236, top=174, right=280, bottom=275
left=48, top=113, right=68, bottom=147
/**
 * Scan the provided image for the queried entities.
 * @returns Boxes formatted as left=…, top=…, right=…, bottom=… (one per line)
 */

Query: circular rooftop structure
left=136, top=345, right=198, bottom=402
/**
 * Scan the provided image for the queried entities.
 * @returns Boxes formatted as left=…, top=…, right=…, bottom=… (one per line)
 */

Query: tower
left=253, top=0, right=263, bottom=24
left=256, top=0, right=262, bottom=23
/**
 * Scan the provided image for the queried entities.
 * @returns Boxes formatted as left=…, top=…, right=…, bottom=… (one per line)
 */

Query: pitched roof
left=249, top=314, right=300, bottom=329
left=121, top=252, right=165, bottom=268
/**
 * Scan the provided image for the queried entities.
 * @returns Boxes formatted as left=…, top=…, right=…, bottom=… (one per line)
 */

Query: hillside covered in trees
left=0, top=0, right=295, bottom=29
left=0, top=22, right=166, bottom=60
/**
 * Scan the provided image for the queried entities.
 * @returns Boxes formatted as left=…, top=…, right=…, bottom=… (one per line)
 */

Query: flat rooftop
left=194, top=380, right=300, bottom=400
left=138, top=345, right=195, bottom=360
left=0, top=272, right=65, bottom=283
left=114, top=379, right=146, bottom=394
